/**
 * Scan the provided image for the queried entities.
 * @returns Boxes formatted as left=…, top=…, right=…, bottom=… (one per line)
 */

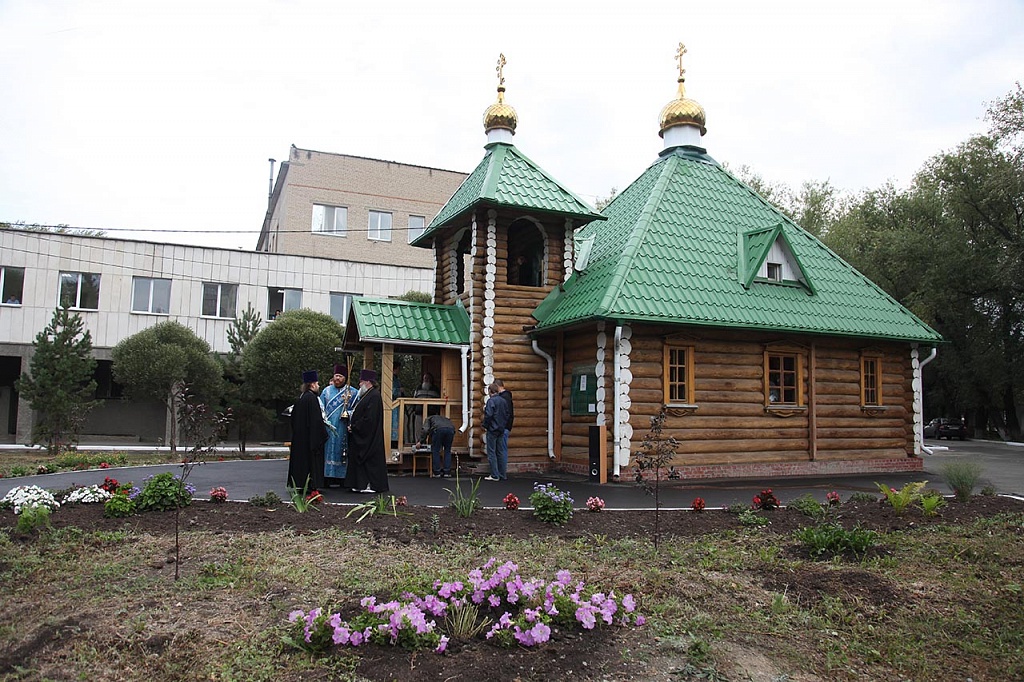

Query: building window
left=765, top=352, right=800, bottom=405
left=268, top=287, right=301, bottom=319
left=663, top=345, right=695, bottom=405
left=312, top=204, right=347, bottom=236
left=202, top=282, right=237, bottom=318
left=131, top=277, right=171, bottom=314
left=570, top=366, right=598, bottom=416
left=861, top=354, right=882, bottom=407
left=94, top=360, right=125, bottom=399
left=766, top=262, right=783, bottom=281
left=1, top=266, right=24, bottom=305
left=368, top=210, right=392, bottom=242
left=408, top=215, right=426, bottom=243
left=58, top=271, right=100, bottom=310
left=330, top=292, right=357, bottom=324
left=507, top=218, right=545, bottom=286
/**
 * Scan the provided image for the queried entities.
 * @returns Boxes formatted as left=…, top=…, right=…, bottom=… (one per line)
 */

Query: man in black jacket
left=495, top=378, right=514, bottom=467
left=288, top=370, right=328, bottom=492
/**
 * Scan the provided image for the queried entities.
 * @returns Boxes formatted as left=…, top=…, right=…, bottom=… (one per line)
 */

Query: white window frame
left=407, top=215, right=426, bottom=243
left=329, top=292, right=358, bottom=324
left=766, top=262, right=783, bottom=282
left=201, top=282, right=237, bottom=319
left=268, top=287, right=302, bottom=318
left=312, top=203, right=347, bottom=236
left=131, top=276, right=171, bottom=315
left=1, top=265, right=25, bottom=305
left=368, top=210, right=393, bottom=242
left=58, top=271, right=101, bottom=311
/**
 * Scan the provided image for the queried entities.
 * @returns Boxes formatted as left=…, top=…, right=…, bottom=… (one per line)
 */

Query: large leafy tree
left=241, top=309, right=344, bottom=404
left=112, top=321, right=222, bottom=451
left=826, top=84, right=1024, bottom=439
left=15, top=307, right=99, bottom=453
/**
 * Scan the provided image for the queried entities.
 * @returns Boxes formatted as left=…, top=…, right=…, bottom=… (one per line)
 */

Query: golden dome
left=659, top=79, right=706, bottom=137
left=483, top=86, right=518, bottom=134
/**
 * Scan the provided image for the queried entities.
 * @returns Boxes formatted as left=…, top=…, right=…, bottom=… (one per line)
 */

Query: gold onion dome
left=483, top=53, right=517, bottom=135
left=483, top=87, right=518, bottom=134
left=659, top=43, right=706, bottom=137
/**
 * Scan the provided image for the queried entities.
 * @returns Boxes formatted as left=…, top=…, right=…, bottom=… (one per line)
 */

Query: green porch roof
left=413, top=142, right=603, bottom=246
left=345, top=298, right=470, bottom=347
left=534, top=146, right=942, bottom=344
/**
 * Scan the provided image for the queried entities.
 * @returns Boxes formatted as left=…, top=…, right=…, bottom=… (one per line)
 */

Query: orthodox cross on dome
left=496, top=53, right=507, bottom=87
left=675, top=42, right=687, bottom=81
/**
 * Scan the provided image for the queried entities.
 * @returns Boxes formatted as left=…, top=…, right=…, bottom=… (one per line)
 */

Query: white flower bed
left=64, top=485, right=112, bottom=504
left=1, top=485, right=61, bottom=514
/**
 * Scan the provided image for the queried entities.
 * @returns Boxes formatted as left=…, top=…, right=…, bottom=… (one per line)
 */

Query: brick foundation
left=498, top=457, right=923, bottom=482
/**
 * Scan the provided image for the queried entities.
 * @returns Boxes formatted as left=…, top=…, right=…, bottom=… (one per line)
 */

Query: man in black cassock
left=287, top=369, right=328, bottom=492
left=344, top=369, right=389, bottom=493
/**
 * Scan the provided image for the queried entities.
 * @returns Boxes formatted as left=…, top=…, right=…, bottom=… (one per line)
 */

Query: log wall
left=557, top=325, right=915, bottom=471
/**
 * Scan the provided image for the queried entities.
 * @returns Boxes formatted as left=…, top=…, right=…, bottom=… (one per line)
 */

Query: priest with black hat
left=344, top=369, right=389, bottom=493
left=287, top=369, right=328, bottom=493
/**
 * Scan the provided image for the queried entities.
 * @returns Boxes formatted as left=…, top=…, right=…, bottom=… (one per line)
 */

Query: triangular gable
left=413, top=142, right=603, bottom=247
left=343, top=298, right=470, bottom=348
left=740, top=224, right=815, bottom=293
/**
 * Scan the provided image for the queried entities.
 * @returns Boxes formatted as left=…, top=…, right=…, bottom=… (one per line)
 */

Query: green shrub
left=248, top=491, right=282, bottom=507
left=847, top=491, right=877, bottom=504
left=920, top=493, right=947, bottom=517
left=941, top=461, right=984, bottom=502
left=16, top=505, right=52, bottom=533
left=136, top=472, right=194, bottom=512
left=876, top=481, right=927, bottom=515
left=54, top=452, right=129, bottom=469
left=737, top=509, right=769, bottom=527
left=445, top=473, right=482, bottom=518
left=981, top=485, right=996, bottom=496
left=530, top=483, right=574, bottom=525
left=786, top=493, right=825, bottom=518
left=795, top=523, right=878, bottom=559
left=104, top=494, right=136, bottom=518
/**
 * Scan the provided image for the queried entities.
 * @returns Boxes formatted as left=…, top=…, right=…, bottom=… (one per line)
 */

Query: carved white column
left=595, top=321, right=607, bottom=426
left=617, top=324, right=634, bottom=465
left=911, top=347, right=923, bottom=456
left=469, top=213, right=479, bottom=454
left=482, top=209, right=497, bottom=390
left=447, top=233, right=459, bottom=300
left=563, top=218, right=574, bottom=282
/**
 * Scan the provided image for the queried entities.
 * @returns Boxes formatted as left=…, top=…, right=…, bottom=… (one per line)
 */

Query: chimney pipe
left=268, top=158, right=276, bottom=204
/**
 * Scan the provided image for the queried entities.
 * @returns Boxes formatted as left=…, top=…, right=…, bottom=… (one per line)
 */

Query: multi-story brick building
left=256, top=147, right=468, bottom=291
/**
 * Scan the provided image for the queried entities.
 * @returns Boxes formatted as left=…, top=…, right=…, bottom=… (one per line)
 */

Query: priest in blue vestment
left=320, top=364, right=358, bottom=487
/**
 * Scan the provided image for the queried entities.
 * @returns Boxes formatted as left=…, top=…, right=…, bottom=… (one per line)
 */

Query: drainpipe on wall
left=918, top=347, right=938, bottom=454
left=531, top=340, right=556, bottom=459
left=459, top=346, right=470, bottom=433
left=612, top=324, right=623, bottom=478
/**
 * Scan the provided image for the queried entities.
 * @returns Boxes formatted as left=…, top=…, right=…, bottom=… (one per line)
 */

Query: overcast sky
left=1, top=0, right=1022, bottom=250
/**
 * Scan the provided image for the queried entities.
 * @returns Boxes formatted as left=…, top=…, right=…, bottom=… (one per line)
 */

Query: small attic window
left=766, top=262, right=783, bottom=281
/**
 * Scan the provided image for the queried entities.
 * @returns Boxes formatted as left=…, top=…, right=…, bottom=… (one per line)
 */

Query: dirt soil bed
left=1, top=495, right=1022, bottom=682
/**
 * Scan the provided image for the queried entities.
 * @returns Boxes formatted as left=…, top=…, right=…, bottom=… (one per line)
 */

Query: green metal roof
left=534, top=146, right=942, bottom=343
left=346, top=298, right=470, bottom=347
left=413, top=142, right=603, bottom=247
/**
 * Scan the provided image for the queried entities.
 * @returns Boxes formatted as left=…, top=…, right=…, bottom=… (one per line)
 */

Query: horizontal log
left=815, top=438, right=907, bottom=451
left=665, top=438, right=809, bottom=454
left=814, top=449, right=910, bottom=461
left=815, top=428, right=907, bottom=440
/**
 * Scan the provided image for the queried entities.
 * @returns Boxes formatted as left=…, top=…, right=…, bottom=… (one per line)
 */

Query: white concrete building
left=0, top=227, right=432, bottom=443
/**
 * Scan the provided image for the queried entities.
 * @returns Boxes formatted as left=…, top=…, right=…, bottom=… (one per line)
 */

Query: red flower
left=99, top=462, right=110, bottom=469
left=692, top=497, right=706, bottom=512
left=503, top=493, right=520, bottom=511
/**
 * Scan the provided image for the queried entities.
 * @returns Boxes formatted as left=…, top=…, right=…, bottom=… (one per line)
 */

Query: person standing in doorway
left=483, top=382, right=511, bottom=481
left=344, top=369, right=389, bottom=493
left=288, top=370, right=328, bottom=493
left=320, top=364, right=358, bottom=487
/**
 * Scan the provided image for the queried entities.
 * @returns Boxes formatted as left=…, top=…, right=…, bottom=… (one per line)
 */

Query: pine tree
left=16, top=307, right=99, bottom=454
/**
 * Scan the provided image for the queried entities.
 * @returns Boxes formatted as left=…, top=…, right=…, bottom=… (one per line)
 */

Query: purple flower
left=576, top=605, right=597, bottom=630
left=332, top=626, right=351, bottom=645
left=635, top=615, right=646, bottom=626
left=622, top=594, right=636, bottom=613
left=436, top=635, right=449, bottom=654
left=288, top=610, right=304, bottom=623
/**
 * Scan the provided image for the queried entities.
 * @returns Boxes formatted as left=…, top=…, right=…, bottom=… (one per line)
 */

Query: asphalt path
left=2, top=439, right=1021, bottom=509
